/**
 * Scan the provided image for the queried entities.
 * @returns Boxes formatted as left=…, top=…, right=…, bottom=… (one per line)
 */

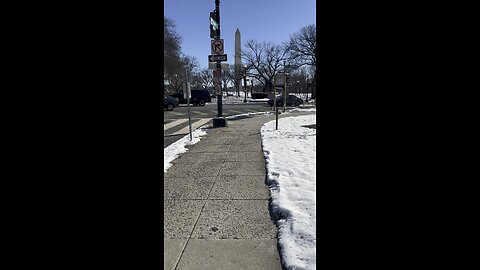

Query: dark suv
left=169, top=89, right=211, bottom=106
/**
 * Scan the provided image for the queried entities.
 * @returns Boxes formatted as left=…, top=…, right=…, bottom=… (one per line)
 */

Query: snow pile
left=287, top=107, right=316, bottom=113
left=226, top=111, right=273, bottom=120
left=164, top=128, right=207, bottom=172
left=225, top=107, right=316, bottom=120
left=209, top=95, right=269, bottom=105
left=261, top=114, right=316, bottom=270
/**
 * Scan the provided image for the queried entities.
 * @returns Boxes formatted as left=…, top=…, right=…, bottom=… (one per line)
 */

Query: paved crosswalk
left=164, top=118, right=212, bottom=136
left=163, top=118, right=188, bottom=131
left=165, top=109, right=264, bottom=117
left=166, top=110, right=215, bottom=116
left=164, top=105, right=274, bottom=138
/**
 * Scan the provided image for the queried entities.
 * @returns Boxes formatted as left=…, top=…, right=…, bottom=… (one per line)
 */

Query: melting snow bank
left=164, top=128, right=207, bottom=172
left=227, top=107, right=316, bottom=121
left=261, top=114, right=316, bottom=270
left=287, top=107, right=316, bottom=113
left=226, top=111, right=273, bottom=120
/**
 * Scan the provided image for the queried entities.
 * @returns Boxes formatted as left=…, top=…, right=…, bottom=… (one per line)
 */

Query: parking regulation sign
left=215, top=84, right=221, bottom=95
left=213, top=70, right=221, bottom=77
left=213, top=69, right=222, bottom=84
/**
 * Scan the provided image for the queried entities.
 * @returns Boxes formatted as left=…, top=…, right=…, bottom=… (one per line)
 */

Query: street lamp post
left=174, top=74, right=178, bottom=92
left=243, top=65, right=247, bottom=103
left=283, top=60, right=286, bottom=113
left=305, top=74, right=309, bottom=103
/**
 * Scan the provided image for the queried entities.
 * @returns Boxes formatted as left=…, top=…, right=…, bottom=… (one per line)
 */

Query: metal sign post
left=215, top=0, right=222, bottom=118
left=185, top=68, right=193, bottom=141
left=211, top=0, right=227, bottom=127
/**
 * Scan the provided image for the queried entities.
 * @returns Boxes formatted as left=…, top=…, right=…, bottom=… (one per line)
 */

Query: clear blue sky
left=164, top=0, right=316, bottom=70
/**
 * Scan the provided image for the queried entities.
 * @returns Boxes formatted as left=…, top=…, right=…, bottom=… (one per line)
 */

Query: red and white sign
left=213, top=70, right=222, bottom=77
left=213, top=70, right=222, bottom=84
left=215, top=84, right=222, bottom=95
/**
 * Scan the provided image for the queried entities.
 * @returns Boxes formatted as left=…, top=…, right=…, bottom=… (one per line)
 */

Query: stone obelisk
left=235, top=28, right=241, bottom=66
left=234, top=28, right=241, bottom=96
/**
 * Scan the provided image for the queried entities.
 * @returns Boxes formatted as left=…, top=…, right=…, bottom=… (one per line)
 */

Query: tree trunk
left=262, top=81, right=271, bottom=93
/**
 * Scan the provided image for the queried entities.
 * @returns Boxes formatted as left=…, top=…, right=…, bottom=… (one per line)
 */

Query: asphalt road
left=163, top=102, right=273, bottom=148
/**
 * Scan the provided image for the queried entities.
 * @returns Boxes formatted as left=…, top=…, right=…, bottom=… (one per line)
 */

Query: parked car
left=267, top=94, right=304, bottom=107
left=251, top=92, right=268, bottom=99
left=169, top=89, right=212, bottom=106
left=164, top=96, right=179, bottom=111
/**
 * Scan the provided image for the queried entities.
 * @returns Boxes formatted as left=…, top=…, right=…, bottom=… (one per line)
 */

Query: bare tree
left=221, top=70, right=231, bottom=97
left=225, top=64, right=243, bottom=97
left=242, top=40, right=287, bottom=92
left=190, top=72, right=204, bottom=89
left=163, top=17, right=201, bottom=95
left=164, top=17, right=184, bottom=94
left=286, top=24, right=316, bottom=100
left=196, top=69, right=213, bottom=94
left=181, top=55, right=200, bottom=75
left=286, top=67, right=310, bottom=99
left=286, top=24, right=316, bottom=68
left=162, top=55, right=201, bottom=94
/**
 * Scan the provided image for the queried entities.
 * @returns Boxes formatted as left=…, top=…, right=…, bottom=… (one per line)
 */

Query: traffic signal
left=210, top=11, right=220, bottom=38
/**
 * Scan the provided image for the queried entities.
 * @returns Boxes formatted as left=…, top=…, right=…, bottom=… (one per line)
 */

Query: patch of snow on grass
left=261, top=114, right=316, bottom=270
left=164, top=128, right=207, bottom=172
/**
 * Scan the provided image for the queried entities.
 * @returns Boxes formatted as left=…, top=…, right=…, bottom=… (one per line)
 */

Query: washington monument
left=235, top=28, right=241, bottom=96
left=235, top=28, right=241, bottom=66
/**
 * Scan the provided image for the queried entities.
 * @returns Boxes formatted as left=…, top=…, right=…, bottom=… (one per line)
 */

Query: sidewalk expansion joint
left=197, top=198, right=269, bottom=201
left=172, top=149, right=225, bottom=270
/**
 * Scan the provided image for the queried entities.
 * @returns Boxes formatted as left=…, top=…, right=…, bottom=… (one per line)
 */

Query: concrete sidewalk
left=164, top=111, right=314, bottom=270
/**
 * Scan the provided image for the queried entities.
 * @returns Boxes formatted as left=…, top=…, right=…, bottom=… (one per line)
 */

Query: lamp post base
left=213, top=117, right=228, bottom=127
